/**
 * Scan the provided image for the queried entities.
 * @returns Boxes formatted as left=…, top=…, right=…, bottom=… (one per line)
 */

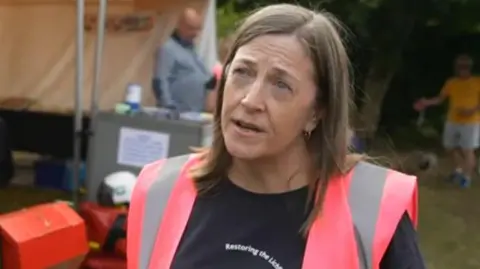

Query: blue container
left=34, top=159, right=86, bottom=192
left=63, top=161, right=86, bottom=192
left=34, top=159, right=66, bottom=190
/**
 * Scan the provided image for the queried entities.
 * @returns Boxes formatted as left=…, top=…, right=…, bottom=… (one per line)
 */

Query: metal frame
left=73, top=0, right=107, bottom=208
left=72, top=0, right=219, bottom=207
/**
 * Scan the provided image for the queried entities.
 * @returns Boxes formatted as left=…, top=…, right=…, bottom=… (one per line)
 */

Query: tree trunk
left=356, top=56, right=397, bottom=138
left=356, top=0, right=419, bottom=139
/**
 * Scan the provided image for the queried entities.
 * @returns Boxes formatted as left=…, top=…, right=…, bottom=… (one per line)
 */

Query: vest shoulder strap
left=127, top=159, right=166, bottom=269
left=348, top=161, right=417, bottom=269
left=127, top=154, right=194, bottom=269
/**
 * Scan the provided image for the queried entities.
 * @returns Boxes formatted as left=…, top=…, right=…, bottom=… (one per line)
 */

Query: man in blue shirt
left=153, top=8, right=217, bottom=112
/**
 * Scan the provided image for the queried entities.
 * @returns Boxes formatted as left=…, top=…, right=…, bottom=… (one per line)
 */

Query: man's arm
left=426, top=81, right=450, bottom=106
left=420, top=80, right=450, bottom=108
left=153, top=46, right=176, bottom=108
left=423, top=95, right=445, bottom=106
left=203, top=64, right=223, bottom=113
left=475, top=78, right=480, bottom=112
left=204, top=75, right=218, bottom=113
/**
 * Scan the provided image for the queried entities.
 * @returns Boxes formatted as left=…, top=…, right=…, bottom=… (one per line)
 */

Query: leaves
left=216, top=1, right=249, bottom=38
left=359, top=0, right=383, bottom=8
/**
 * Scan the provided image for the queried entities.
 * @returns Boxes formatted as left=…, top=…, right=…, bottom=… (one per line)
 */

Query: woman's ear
left=304, top=113, right=319, bottom=134
left=304, top=109, right=322, bottom=134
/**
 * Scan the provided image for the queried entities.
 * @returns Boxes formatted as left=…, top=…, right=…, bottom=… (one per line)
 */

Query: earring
left=303, top=130, right=312, bottom=139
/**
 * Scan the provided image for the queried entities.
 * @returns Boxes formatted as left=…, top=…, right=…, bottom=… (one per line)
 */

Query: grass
left=0, top=186, right=70, bottom=213
left=0, top=152, right=479, bottom=267
left=416, top=156, right=480, bottom=269
left=420, top=183, right=480, bottom=269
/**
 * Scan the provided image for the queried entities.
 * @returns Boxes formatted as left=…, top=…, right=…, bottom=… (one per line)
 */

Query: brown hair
left=218, top=36, right=234, bottom=63
left=191, top=4, right=360, bottom=232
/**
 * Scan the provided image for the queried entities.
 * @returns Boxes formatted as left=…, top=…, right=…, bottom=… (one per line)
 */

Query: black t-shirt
left=171, top=179, right=425, bottom=269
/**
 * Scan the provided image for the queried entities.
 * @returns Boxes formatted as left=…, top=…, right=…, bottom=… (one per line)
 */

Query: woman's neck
left=228, top=143, right=314, bottom=194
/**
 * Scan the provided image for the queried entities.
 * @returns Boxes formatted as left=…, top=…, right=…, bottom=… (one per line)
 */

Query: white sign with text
left=117, top=127, right=170, bottom=168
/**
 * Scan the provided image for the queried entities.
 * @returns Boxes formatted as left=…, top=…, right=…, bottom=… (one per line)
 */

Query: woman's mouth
left=231, top=119, right=264, bottom=133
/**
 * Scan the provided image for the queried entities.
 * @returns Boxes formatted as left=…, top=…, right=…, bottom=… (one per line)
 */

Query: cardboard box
left=0, top=202, right=89, bottom=269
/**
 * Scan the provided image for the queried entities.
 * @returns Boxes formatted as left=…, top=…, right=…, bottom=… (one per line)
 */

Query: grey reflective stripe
left=139, top=154, right=191, bottom=269
left=353, top=226, right=368, bottom=269
left=136, top=158, right=389, bottom=268
left=348, top=162, right=388, bottom=269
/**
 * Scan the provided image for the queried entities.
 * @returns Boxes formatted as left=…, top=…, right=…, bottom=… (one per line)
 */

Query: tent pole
left=73, top=0, right=85, bottom=209
left=90, top=0, right=107, bottom=123
left=84, top=0, right=106, bottom=204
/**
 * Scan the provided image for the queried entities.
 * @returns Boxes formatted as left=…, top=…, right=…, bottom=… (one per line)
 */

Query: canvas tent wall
left=197, top=0, right=218, bottom=71
left=0, top=0, right=216, bottom=113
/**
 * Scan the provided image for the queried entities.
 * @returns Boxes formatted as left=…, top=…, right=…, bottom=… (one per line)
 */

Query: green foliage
left=380, top=33, right=480, bottom=133
left=383, top=122, right=442, bottom=150
left=225, top=0, right=480, bottom=50
left=359, top=0, right=382, bottom=8
left=439, top=0, right=480, bottom=34
left=216, top=0, right=249, bottom=38
left=216, top=0, right=480, bottom=137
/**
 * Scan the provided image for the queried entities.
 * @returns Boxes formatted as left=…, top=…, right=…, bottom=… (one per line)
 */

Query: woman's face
left=221, top=34, right=318, bottom=160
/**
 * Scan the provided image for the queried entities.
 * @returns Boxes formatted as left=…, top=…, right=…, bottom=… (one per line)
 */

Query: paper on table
left=117, top=127, right=170, bottom=168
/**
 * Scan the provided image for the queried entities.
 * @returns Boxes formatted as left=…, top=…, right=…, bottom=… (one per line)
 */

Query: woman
left=128, top=4, right=425, bottom=269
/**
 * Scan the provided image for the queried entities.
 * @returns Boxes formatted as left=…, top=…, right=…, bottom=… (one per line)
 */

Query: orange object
left=78, top=202, right=127, bottom=257
left=0, top=202, right=89, bottom=269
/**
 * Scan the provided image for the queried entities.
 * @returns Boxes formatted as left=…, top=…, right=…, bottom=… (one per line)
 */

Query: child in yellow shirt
left=415, top=54, right=480, bottom=188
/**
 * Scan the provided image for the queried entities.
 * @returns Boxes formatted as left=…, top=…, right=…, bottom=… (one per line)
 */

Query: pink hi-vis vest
left=127, top=154, right=418, bottom=269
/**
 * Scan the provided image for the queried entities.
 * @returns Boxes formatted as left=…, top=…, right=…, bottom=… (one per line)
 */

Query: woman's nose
left=240, top=80, right=265, bottom=111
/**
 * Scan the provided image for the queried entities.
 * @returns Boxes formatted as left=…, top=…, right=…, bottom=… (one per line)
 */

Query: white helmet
left=97, top=171, right=137, bottom=206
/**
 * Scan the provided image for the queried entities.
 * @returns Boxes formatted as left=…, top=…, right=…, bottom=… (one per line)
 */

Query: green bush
left=216, top=1, right=248, bottom=38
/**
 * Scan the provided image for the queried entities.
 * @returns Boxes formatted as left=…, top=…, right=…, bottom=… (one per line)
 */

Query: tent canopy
left=0, top=0, right=215, bottom=113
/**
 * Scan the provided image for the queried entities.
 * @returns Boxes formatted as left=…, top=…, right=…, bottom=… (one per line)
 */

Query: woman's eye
left=232, top=67, right=249, bottom=76
left=275, top=80, right=291, bottom=91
